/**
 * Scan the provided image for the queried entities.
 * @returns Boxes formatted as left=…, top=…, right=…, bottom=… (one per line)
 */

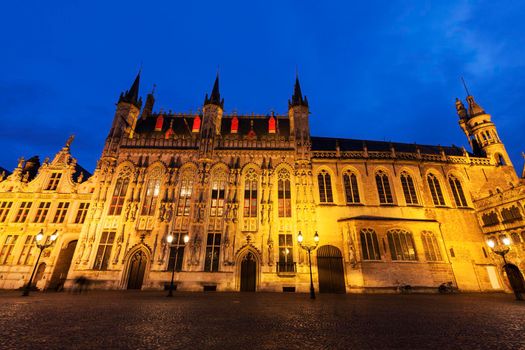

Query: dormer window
left=192, top=115, right=201, bottom=133
left=155, top=114, right=164, bottom=131
left=268, top=115, right=276, bottom=134
left=45, top=172, right=62, bottom=191
left=231, top=116, right=239, bottom=134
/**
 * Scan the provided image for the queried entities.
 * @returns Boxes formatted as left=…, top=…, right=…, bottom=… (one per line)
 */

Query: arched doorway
left=127, top=250, right=148, bottom=290
left=48, top=240, right=77, bottom=291
left=317, top=245, right=345, bottom=293
left=240, top=252, right=256, bottom=292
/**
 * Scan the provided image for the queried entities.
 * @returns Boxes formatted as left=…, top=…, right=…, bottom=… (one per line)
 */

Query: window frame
left=427, top=173, right=446, bottom=206
left=317, top=170, right=334, bottom=203
left=375, top=170, right=394, bottom=205
left=400, top=171, right=419, bottom=205
left=343, top=171, right=360, bottom=204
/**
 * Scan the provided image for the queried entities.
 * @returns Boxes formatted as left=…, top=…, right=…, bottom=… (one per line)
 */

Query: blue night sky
left=1, top=1, right=524, bottom=172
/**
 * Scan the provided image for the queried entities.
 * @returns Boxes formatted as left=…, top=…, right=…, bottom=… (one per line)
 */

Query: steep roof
left=311, top=136, right=471, bottom=157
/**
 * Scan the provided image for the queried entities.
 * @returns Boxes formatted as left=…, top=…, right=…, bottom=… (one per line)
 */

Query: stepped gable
left=311, top=136, right=472, bottom=157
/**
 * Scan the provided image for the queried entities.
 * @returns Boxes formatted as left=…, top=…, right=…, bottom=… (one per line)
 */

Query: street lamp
left=166, top=233, right=190, bottom=297
left=486, top=237, right=523, bottom=301
left=297, top=231, right=319, bottom=299
left=22, top=229, right=58, bottom=296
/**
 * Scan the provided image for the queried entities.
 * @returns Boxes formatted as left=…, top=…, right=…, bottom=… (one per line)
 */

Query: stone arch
left=121, top=244, right=152, bottom=290
left=234, top=245, right=262, bottom=291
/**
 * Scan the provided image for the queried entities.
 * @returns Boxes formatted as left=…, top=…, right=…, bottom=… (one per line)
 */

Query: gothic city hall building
left=0, top=72, right=524, bottom=293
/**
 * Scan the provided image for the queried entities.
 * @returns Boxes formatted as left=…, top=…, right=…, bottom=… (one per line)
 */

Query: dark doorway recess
left=240, top=252, right=256, bottom=292
left=317, top=245, right=345, bottom=293
left=127, top=250, right=147, bottom=290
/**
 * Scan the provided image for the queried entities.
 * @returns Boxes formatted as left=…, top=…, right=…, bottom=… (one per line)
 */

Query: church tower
left=202, top=73, right=224, bottom=137
left=456, top=93, right=513, bottom=167
left=288, top=74, right=310, bottom=160
left=110, top=71, right=142, bottom=139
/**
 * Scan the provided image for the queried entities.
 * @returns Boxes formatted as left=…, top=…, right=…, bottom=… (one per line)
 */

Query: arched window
left=360, top=229, right=381, bottom=260
left=400, top=171, right=418, bottom=205
left=387, top=229, right=417, bottom=261
left=108, top=177, right=130, bottom=216
left=343, top=171, right=360, bottom=204
left=141, top=175, right=162, bottom=216
left=510, top=232, right=522, bottom=244
left=277, top=169, right=292, bottom=217
left=375, top=170, right=393, bottom=204
left=176, top=171, right=194, bottom=217
left=448, top=175, right=468, bottom=208
left=427, top=173, right=446, bottom=206
left=317, top=170, right=333, bottom=203
left=209, top=174, right=227, bottom=220
left=501, top=206, right=522, bottom=223
left=481, top=211, right=499, bottom=227
left=496, top=154, right=506, bottom=166
left=421, top=231, right=442, bottom=261
left=243, top=168, right=258, bottom=231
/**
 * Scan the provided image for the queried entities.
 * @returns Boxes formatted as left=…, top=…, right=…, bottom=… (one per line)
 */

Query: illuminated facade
left=0, top=72, right=523, bottom=293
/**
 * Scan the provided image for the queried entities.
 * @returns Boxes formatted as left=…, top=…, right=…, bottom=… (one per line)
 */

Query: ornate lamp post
left=297, top=231, right=319, bottom=299
left=166, top=233, right=189, bottom=297
left=487, top=237, right=524, bottom=301
left=22, top=229, right=58, bottom=296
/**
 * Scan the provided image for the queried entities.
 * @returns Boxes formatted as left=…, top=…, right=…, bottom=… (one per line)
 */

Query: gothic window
left=400, top=172, right=418, bottom=205
left=141, top=177, right=161, bottom=216
left=278, top=234, right=294, bottom=272
left=93, top=231, right=116, bottom=270
left=108, top=177, right=130, bottom=216
left=343, top=171, right=360, bottom=204
left=0, top=202, right=12, bottom=223
left=45, top=172, right=62, bottom=191
left=317, top=170, right=333, bottom=203
left=0, top=235, right=18, bottom=265
left=33, top=202, right=51, bottom=223
left=52, top=202, right=70, bottom=224
left=278, top=169, right=292, bottom=217
left=375, top=170, right=393, bottom=204
left=75, top=203, right=90, bottom=224
left=501, top=206, right=522, bottom=223
left=360, top=229, right=381, bottom=260
left=15, top=202, right=32, bottom=223
left=243, top=169, right=258, bottom=231
left=510, top=232, right=522, bottom=244
left=204, top=233, right=221, bottom=272
left=176, top=176, right=194, bottom=217
left=481, top=211, right=499, bottom=227
left=210, top=175, right=226, bottom=218
left=387, top=229, right=417, bottom=261
left=167, top=233, right=187, bottom=272
left=209, top=172, right=227, bottom=232
left=421, top=231, right=442, bottom=262
left=496, top=154, right=506, bottom=166
left=448, top=175, right=468, bottom=208
left=243, top=169, right=258, bottom=217
left=427, top=173, right=446, bottom=206
left=17, top=235, right=35, bottom=265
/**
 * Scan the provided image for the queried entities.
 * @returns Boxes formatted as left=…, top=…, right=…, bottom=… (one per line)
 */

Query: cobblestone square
left=0, top=291, right=523, bottom=349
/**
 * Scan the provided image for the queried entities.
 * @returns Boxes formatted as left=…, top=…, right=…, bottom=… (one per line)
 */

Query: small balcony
left=277, top=262, right=296, bottom=276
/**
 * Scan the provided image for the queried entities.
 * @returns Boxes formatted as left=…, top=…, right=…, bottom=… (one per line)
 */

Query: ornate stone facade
left=0, top=72, right=523, bottom=293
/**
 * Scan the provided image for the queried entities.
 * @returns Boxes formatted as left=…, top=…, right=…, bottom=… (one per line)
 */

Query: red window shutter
left=155, top=114, right=164, bottom=131
left=268, top=116, right=276, bottom=134
left=231, top=116, right=239, bottom=133
left=192, top=115, right=201, bottom=132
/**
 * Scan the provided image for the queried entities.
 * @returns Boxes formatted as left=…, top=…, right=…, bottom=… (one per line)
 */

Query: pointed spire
left=118, top=70, right=142, bottom=108
left=466, top=95, right=485, bottom=117
left=204, top=72, right=224, bottom=108
left=289, top=72, right=308, bottom=108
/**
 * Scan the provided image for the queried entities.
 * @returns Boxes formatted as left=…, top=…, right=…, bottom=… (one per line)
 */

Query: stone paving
left=0, top=290, right=523, bottom=350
